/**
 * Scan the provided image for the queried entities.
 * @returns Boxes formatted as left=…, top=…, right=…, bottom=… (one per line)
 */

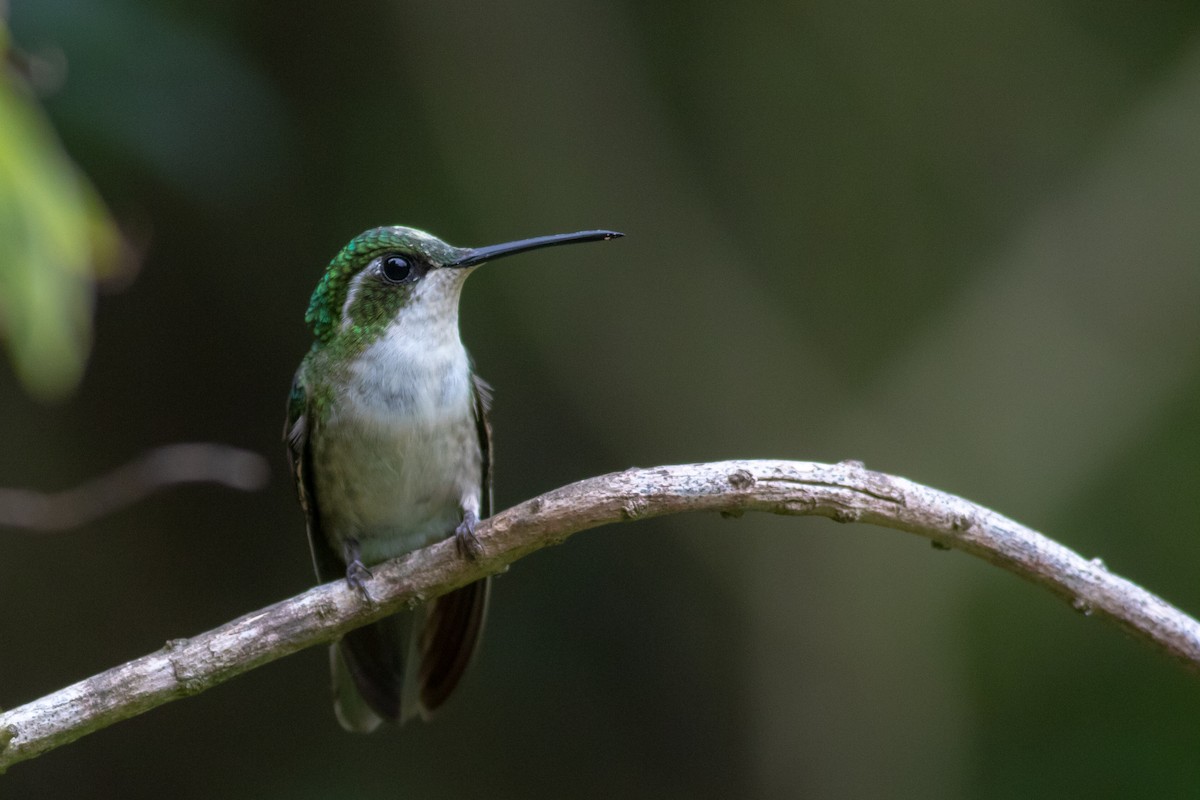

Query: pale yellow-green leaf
left=0, top=28, right=122, bottom=400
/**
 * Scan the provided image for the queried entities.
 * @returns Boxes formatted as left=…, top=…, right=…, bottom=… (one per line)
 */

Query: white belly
left=314, top=329, right=481, bottom=564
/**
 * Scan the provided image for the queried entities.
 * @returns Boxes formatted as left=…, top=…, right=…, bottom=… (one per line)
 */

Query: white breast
left=316, top=271, right=482, bottom=563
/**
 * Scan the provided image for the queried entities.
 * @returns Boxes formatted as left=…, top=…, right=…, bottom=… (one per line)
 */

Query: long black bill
left=450, top=230, right=624, bottom=268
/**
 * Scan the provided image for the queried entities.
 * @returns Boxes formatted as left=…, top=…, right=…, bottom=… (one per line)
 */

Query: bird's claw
left=345, top=560, right=374, bottom=602
left=455, top=510, right=484, bottom=561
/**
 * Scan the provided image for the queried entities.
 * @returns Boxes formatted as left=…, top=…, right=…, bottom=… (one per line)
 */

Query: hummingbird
left=285, top=224, right=623, bottom=731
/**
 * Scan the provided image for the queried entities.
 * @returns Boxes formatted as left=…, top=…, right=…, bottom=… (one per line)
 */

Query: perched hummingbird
left=285, top=225, right=622, bottom=731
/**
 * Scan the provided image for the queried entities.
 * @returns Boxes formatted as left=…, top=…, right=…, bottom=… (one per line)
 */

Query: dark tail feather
left=418, top=577, right=491, bottom=716
left=331, top=643, right=384, bottom=732
left=336, top=611, right=416, bottom=729
left=332, top=577, right=490, bottom=729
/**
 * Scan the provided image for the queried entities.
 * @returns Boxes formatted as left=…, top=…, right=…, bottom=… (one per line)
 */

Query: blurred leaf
left=0, top=21, right=122, bottom=400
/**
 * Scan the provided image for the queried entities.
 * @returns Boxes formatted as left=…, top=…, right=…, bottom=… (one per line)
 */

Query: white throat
left=347, top=268, right=474, bottom=419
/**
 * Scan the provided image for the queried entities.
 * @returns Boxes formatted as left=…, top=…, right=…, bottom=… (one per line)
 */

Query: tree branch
left=0, top=444, right=268, bottom=532
left=2, top=459, right=1197, bottom=771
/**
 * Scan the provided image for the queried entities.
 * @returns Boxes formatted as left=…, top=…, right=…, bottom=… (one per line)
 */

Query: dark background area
left=4, top=1, right=1200, bottom=797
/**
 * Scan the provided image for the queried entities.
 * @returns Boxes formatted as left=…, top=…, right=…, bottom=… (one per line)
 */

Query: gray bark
left=2, top=460, right=1197, bottom=771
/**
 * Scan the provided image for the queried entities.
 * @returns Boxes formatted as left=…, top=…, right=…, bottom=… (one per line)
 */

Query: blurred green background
left=4, top=1, right=1200, bottom=797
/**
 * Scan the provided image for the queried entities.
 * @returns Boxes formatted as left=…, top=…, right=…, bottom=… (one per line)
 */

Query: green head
left=305, top=225, right=623, bottom=343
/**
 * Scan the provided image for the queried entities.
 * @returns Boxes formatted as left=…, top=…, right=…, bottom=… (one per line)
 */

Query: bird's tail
left=330, top=577, right=490, bottom=732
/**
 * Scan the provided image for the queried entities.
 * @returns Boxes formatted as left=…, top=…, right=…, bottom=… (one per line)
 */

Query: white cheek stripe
left=340, top=267, right=371, bottom=331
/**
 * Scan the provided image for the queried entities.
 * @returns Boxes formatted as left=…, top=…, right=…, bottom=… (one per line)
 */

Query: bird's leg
left=454, top=507, right=484, bottom=561
left=342, top=537, right=374, bottom=601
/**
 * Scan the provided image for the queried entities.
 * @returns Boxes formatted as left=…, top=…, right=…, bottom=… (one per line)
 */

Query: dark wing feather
left=419, top=579, right=488, bottom=712
left=284, top=373, right=342, bottom=584
left=471, top=372, right=494, bottom=518
left=416, top=372, right=494, bottom=716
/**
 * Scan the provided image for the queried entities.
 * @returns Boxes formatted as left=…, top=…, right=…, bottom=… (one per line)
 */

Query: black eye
left=380, top=254, right=413, bottom=283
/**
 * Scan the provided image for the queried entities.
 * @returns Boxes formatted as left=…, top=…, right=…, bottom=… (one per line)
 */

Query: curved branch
left=2, top=460, right=1197, bottom=771
left=0, top=444, right=269, bottom=532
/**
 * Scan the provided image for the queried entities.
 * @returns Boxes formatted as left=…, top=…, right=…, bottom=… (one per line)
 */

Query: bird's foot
left=342, top=538, right=374, bottom=602
left=345, top=560, right=374, bottom=602
left=454, top=509, right=484, bottom=561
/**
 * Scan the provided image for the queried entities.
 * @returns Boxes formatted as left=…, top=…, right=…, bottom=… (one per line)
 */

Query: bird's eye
left=380, top=254, right=413, bottom=284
